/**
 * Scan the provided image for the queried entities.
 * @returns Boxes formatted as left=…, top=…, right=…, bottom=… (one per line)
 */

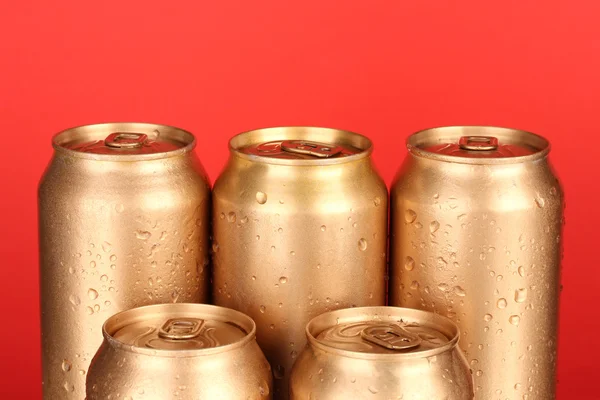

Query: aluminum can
left=389, top=127, right=564, bottom=399
left=86, top=303, right=273, bottom=399
left=290, top=306, right=473, bottom=399
left=38, top=123, right=211, bottom=399
left=212, top=127, right=388, bottom=399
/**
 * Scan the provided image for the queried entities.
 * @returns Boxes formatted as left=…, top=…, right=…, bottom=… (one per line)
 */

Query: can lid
left=308, top=307, right=459, bottom=358
left=229, top=127, right=372, bottom=165
left=408, top=126, right=550, bottom=162
left=104, top=304, right=254, bottom=354
left=240, top=139, right=360, bottom=160
left=53, top=123, right=194, bottom=156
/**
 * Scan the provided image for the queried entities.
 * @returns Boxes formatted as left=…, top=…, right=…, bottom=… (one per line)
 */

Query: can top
left=408, top=126, right=550, bottom=164
left=240, top=140, right=360, bottom=160
left=103, top=304, right=256, bottom=356
left=53, top=123, right=196, bottom=160
left=230, top=127, right=372, bottom=165
left=307, top=307, right=459, bottom=359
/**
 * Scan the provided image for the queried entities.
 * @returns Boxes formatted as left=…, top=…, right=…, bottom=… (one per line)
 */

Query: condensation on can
left=212, top=126, right=388, bottom=399
left=290, top=306, right=474, bottom=399
left=39, top=123, right=212, bottom=399
left=86, top=303, right=273, bottom=399
left=390, top=126, right=564, bottom=399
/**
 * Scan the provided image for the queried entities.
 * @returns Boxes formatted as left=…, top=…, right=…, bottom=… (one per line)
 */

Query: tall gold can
left=38, top=123, right=211, bottom=399
left=86, top=303, right=272, bottom=399
left=212, top=127, right=388, bottom=399
left=290, top=306, right=474, bottom=399
left=389, top=127, right=564, bottom=399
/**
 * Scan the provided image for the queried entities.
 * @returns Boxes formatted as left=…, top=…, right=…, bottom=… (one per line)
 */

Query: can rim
left=51, top=122, right=196, bottom=161
left=305, top=306, right=460, bottom=360
left=407, top=125, right=551, bottom=165
left=102, top=303, right=257, bottom=357
left=228, top=126, right=373, bottom=165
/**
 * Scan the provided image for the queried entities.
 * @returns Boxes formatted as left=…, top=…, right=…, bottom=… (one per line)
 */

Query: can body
left=290, top=306, right=474, bottom=399
left=39, top=123, right=211, bottom=399
left=86, top=304, right=272, bottom=399
left=212, top=127, right=388, bottom=399
left=389, top=127, right=563, bottom=399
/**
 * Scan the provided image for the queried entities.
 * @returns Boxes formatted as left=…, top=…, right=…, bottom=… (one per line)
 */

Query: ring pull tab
left=280, top=140, right=343, bottom=158
left=458, top=136, right=499, bottom=151
left=158, top=318, right=204, bottom=340
left=361, top=324, right=422, bottom=351
left=105, top=132, right=148, bottom=149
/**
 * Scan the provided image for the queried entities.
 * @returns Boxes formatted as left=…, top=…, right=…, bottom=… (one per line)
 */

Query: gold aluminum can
left=86, top=303, right=273, bottom=399
left=38, top=123, right=211, bottom=399
left=389, top=127, right=564, bottom=399
left=290, top=306, right=474, bottom=399
left=212, top=127, right=388, bottom=399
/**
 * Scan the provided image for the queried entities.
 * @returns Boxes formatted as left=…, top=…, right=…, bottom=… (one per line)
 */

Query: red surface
left=0, top=1, right=598, bottom=398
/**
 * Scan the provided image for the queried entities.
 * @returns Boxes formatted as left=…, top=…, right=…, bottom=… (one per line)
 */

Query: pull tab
left=280, top=140, right=342, bottom=158
left=361, top=324, right=422, bottom=351
left=458, top=136, right=499, bottom=151
left=104, top=132, right=148, bottom=149
left=158, top=318, right=204, bottom=340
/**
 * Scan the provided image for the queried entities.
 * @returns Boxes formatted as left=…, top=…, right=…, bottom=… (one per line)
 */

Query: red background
left=1, top=1, right=598, bottom=398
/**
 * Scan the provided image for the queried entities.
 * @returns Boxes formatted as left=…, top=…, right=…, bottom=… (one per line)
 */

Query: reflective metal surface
left=38, top=123, right=211, bottom=399
left=290, top=306, right=474, bottom=399
left=87, top=303, right=272, bottom=399
left=212, top=127, right=388, bottom=399
left=390, top=126, right=564, bottom=399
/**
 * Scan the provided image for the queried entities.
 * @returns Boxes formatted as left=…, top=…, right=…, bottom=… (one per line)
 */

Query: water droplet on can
left=88, top=289, right=98, bottom=300
left=404, top=256, right=415, bottom=271
left=227, top=212, right=236, bottom=223
left=404, top=209, right=417, bottom=223
left=509, top=315, right=521, bottom=326
left=61, top=360, right=72, bottom=372
left=515, top=288, right=528, bottom=303
left=69, top=295, right=80, bottom=306
left=273, top=365, right=284, bottom=379
left=453, top=286, right=466, bottom=296
left=358, top=238, right=368, bottom=251
left=135, top=231, right=151, bottom=240
left=256, top=192, right=268, bottom=204
left=497, top=298, right=507, bottom=309
left=535, top=194, right=546, bottom=208
left=438, top=283, right=449, bottom=292
left=429, top=221, right=440, bottom=233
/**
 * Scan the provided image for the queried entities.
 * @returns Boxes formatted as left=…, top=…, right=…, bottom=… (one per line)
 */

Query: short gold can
left=86, top=303, right=273, bottom=399
left=290, top=306, right=474, bottom=399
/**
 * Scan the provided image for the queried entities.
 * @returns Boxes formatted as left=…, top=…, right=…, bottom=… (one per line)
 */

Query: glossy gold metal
left=38, top=123, right=211, bottom=399
left=86, top=303, right=273, bottom=399
left=212, top=127, right=388, bottom=399
left=390, top=126, right=564, bottom=399
left=290, top=306, right=474, bottom=399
